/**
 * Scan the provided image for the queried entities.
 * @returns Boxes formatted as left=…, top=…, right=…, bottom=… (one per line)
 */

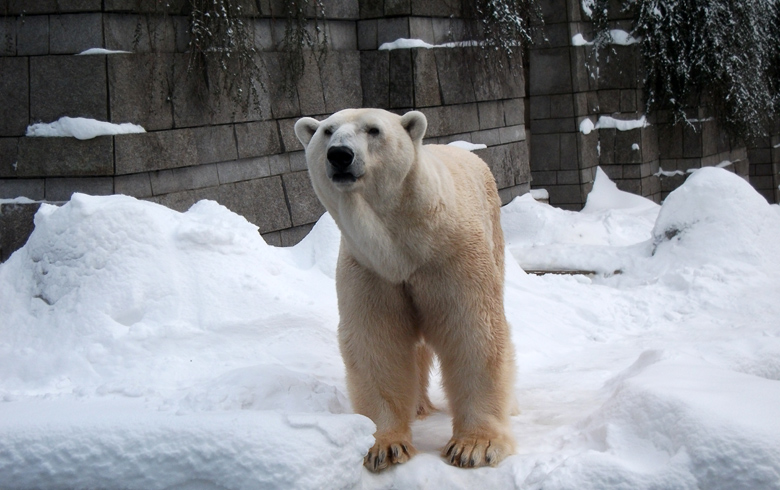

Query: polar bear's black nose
left=327, top=146, right=354, bottom=171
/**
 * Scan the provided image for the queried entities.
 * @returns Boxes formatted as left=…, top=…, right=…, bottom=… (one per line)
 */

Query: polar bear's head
left=294, top=109, right=427, bottom=197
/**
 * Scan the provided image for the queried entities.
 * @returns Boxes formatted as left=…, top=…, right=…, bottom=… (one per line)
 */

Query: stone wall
left=0, top=0, right=530, bottom=259
left=527, top=0, right=769, bottom=210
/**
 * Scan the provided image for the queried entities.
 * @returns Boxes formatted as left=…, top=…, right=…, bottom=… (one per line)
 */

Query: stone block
left=282, top=170, right=325, bottom=226
left=412, top=0, right=460, bottom=16
left=251, top=19, right=275, bottom=51
left=0, top=179, right=45, bottom=200
left=389, top=50, right=414, bottom=108
left=235, top=120, right=281, bottom=159
left=217, top=157, right=271, bottom=184
left=531, top=117, right=575, bottom=134
left=409, top=17, right=434, bottom=44
left=598, top=128, right=616, bottom=165
left=569, top=46, right=592, bottom=93
left=384, top=0, right=411, bottom=15
left=475, top=144, right=514, bottom=189
left=557, top=170, right=579, bottom=185
left=15, top=136, right=113, bottom=177
left=115, top=172, right=152, bottom=198
left=115, top=129, right=197, bottom=174
left=322, top=51, right=362, bottom=113
left=361, top=51, right=389, bottom=108
left=109, top=53, right=174, bottom=131
left=473, top=54, right=524, bottom=101
left=412, top=49, right=441, bottom=108
left=0, top=138, right=18, bottom=177
left=325, top=20, right=358, bottom=50
left=263, top=53, right=301, bottom=119
left=57, top=0, right=102, bottom=11
left=478, top=101, right=504, bottom=130
left=657, top=123, right=683, bottom=159
left=146, top=185, right=220, bottom=213
left=296, top=52, right=327, bottom=116
left=280, top=223, right=316, bottom=247
left=268, top=153, right=291, bottom=176
left=560, top=133, right=578, bottom=169
left=277, top=118, right=303, bottom=154
left=540, top=22, right=570, bottom=48
left=620, top=89, right=638, bottom=113
left=530, top=133, right=560, bottom=171
left=748, top=148, right=771, bottom=165
left=550, top=94, right=574, bottom=118
left=530, top=95, right=551, bottom=121
left=0, top=17, right=16, bottom=56
left=529, top=47, right=572, bottom=96
left=0, top=57, right=29, bottom=137
left=218, top=176, right=291, bottom=233
left=30, top=55, right=107, bottom=122
left=471, top=129, right=501, bottom=147
left=578, top=131, right=599, bottom=168
left=324, top=0, right=359, bottom=19
left=547, top=184, right=584, bottom=206
left=262, top=231, right=282, bottom=246
left=290, top=151, right=308, bottom=172
left=597, top=46, right=639, bottom=90
left=376, top=17, right=409, bottom=46
left=431, top=17, right=460, bottom=45
left=49, top=13, right=103, bottom=54
left=682, top=125, right=703, bottom=158
left=104, top=14, right=171, bottom=53
left=150, top=163, right=219, bottom=195
left=539, top=0, right=568, bottom=24
left=615, top=128, right=642, bottom=164
left=598, top=89, right=621, bottom=113
left=358, top=19, right=378, bottom=50
left=195, top=125, right=238, bottom=164
left=423, top=104, right=479, bottom=138
left=359, top=0, right=383, bottom=19
left=45, top=176, right=113, bottom=201
left=16, top=15, right=49, bottom=56
left=531, top=170, right=557, bottom=186
left=0, top=201, right=42, bottom=262
left=499, top=125, right=526, bottom=144
left=434, top=49, right=475, bottom=105
left=503, top=98, right=525, bottom=126
left=600, top=164, right=622, bottom=180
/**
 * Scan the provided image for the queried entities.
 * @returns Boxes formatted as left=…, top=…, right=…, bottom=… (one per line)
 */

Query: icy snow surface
left=26, top=117, right=146, bottom=140
left=2, top=167, right=780, bottom=489
left=77, top=48, right=132, bottom=55
left=571, top=30, right=641, bottom=46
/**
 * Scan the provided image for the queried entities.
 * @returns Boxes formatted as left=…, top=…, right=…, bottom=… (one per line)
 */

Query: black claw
left=402, top=444, right=410, bottom=456
left=445, top=443, right=456, bottom=457
left=391, top=446, right=400, bottom=460
left=469, top=457, right=476, bottom=467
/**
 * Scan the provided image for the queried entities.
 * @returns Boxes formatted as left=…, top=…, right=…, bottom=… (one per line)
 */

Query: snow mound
left=549, top=354, right=780, bottom=490
left=651, top=167, right=780, bottom=271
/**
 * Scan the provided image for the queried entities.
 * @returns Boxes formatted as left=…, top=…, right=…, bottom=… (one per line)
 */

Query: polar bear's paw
left=364, top=436, right=417, bottom=472
left=441, top=434, right=514, bottom=468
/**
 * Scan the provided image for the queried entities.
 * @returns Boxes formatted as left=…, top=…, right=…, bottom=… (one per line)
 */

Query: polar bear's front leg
left=336, top=252, right=421, bottom=472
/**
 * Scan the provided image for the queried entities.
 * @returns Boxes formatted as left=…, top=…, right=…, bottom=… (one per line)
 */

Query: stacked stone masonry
left=528, top=0, right=776, bottom=210
left=0, top=0, right=531, bottom=258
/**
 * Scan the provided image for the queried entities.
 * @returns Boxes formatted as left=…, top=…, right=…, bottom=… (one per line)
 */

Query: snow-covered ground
left=1, top=167, right=779, bottom=489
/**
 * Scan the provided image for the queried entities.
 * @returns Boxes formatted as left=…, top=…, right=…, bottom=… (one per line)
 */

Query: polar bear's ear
left=294, top=117, right=321, bottom=147
left=401, top=111, right=427, bottom=144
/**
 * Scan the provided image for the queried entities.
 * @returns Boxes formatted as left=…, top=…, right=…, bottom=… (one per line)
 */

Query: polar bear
left=294, top=108, right=516, bottom=472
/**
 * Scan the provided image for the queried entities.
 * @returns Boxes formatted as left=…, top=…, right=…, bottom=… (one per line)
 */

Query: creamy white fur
left=295, top=108, right=516, bottom=472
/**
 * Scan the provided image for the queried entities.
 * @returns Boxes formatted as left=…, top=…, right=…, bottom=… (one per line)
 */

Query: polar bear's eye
left=323, top=128, right=333, bottom=136
left=368, top=127, right=380, bottom=136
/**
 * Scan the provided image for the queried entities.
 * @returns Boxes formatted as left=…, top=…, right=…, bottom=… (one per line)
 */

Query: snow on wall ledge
left=580, top=115, right=648, bottom=135
left=26, top=117, right=146, bottom=140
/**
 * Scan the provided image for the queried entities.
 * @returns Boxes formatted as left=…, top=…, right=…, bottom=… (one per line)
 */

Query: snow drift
left=1, top=167, right=779, bottom=489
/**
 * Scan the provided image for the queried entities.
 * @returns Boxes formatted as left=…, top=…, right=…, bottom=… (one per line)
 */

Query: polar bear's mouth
left=331, top=172, right=358, bottom=184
